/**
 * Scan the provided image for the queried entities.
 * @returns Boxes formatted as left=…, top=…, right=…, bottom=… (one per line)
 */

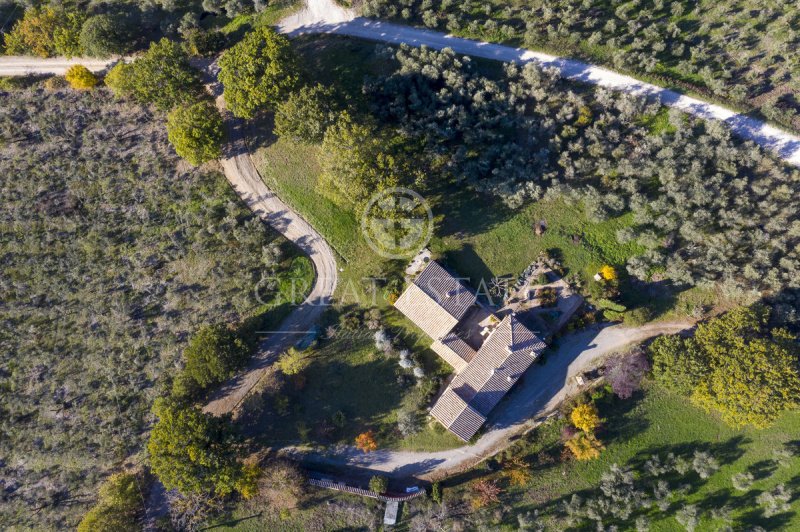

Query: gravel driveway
left=286, top=320, right=692, bottom=480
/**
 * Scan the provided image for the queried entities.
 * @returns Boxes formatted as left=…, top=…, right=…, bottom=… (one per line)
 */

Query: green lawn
left=439, top=383, right=800, bottom=530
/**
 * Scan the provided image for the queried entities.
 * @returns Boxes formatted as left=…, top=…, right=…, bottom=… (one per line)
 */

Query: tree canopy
left=3, top=6, right=84, bottom=57
left=274, top=84, right=339, bottom=143
left=166, top=101, right=225, bottom=165
left=148, top=398, right=243, bottom=496
left=218, top=26, right=299, bottom=118
left=79, top=13, right=132, bottom=58
left=182, top=324, right=250, bottom=389
left=105, top=38, right=201, bottom=111
left=77, top=473, right=143, bottom=532
left=650, top=305, right=800, bottom=428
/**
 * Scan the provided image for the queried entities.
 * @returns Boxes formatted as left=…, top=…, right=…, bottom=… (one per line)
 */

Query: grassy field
left=437, top=382, right=800, bottom=530
left=243, top=332, right=464, bottom=451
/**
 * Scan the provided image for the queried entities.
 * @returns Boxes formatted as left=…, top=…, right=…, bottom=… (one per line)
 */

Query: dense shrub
left=64, top=64, right=98, bottom=89
left=166, top=101, right=225, bottom=165
left=0, top=91, right=290, bottom=528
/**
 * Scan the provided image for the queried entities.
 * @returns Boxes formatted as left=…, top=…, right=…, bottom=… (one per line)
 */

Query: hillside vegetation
left=0, top=89, right=302, bottom=528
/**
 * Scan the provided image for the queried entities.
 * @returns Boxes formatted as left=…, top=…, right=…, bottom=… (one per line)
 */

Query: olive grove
left=364, top=45, right=800, bottom=296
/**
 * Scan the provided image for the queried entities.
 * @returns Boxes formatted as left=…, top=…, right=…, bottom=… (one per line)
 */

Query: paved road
left=278, top=0, right=800, bottom=168
left=285, top=320, right=692, bottom=480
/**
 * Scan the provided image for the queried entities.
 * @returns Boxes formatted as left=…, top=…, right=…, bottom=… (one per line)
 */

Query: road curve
left=197, top=61, right=338, bottom=415
left=285, top=320, right=692, bottom=480
left=278, top=0, right=800, bottom=168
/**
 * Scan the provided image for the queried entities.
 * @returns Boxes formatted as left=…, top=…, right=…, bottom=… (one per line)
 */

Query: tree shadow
left=442, top=243, right=496, bottom=291
left=746, top=459, right=778, bottom=481
left=737, top=507, right=795, bottom=530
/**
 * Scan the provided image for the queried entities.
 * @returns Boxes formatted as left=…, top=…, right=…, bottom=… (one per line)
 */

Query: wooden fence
left=309, top=478, right=425, bottom=502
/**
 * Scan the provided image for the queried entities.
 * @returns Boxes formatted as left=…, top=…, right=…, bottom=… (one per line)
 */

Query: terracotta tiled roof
left=412, top=261, right=476, bottom=321
left=429, top=314, right=546, bottom=441
left=393, top=261, right=476, bottom=340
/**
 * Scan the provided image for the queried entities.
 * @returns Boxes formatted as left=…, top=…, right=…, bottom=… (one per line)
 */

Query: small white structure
left=384, top=501, right=400, bottom=525
left=404, top=248, right=432, bottom=276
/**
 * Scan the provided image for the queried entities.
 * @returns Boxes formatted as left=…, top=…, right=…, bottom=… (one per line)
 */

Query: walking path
left=278, top=0, right=800, bottom=168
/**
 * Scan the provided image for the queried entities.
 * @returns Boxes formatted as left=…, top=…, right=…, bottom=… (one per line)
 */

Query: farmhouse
left=394, top=261, right=547, bottom=441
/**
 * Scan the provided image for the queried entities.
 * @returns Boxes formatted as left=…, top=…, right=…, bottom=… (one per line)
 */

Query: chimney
left=506, top=344, right=514, bottom=354
left=506, top=375, right=514, bottom=383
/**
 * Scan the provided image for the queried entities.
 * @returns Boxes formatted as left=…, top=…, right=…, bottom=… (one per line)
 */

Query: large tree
left=318, top=112, right=423, bottom=210
left=148, top=398, right=242, bottom=496
left=182, top=324, right=249, bottom=389
left=167, top=101, right=225, bottom=165
left=105, top=38, right=201, bottom=111
left=79, top=14, right=132, bottom=58
left=650, top=305, right=800, bottom=428
left=274, top=84, right=339, bottom=143
left=3, top=6, right=84, bottom=57
left=217, top=26, right=299, bottom=119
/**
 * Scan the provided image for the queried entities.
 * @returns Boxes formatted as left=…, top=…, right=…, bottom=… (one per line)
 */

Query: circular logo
left=360, top=187, right=433, bottom=259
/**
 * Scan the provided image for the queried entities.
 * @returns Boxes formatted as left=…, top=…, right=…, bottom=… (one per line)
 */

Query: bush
left=604, top=350, right=650, bottom=399
left=65, top=65, right=98, bottom=90
left=570, top=403, right=600, bottom=432
left=565, top=432, right=604, bottom=460
left=623, top=306, right=653, bottom=326
left=79, top=14, right=132, bottom=58
left=369, top=475, right=389, bottom=494
left=182, top=324, right=250, bottom=390
left=43, top=75, right=68, bottom=90
left=185, top=30, right=227, bottom=57
left=166, top=101, right=224, bottom=165
left=218, top=26, right=299, bottom=118
left=77, top=473, right=143, bottom=532
left=274, top=84, right=339, bottom=143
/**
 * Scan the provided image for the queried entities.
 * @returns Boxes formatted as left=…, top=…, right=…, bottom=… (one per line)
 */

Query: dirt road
left=198, top=61, right=339, bottom=415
